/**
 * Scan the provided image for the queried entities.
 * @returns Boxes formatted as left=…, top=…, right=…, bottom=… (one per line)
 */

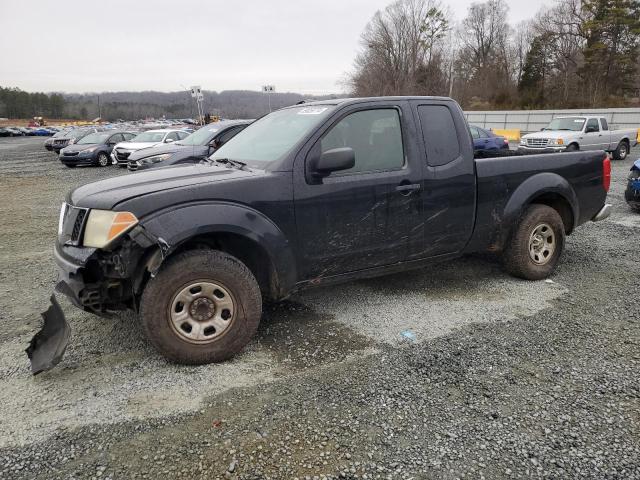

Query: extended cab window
left=586, top=118, right=599, bottom=132
left=418, top=105, right=461, bottom=167
left=600, top=118, right=609, bottom=131
left=320, top=109, right=404, bottom=174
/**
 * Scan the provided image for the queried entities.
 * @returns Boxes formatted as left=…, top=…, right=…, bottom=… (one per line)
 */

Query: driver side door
left=293, top=102, right=424, bottom=280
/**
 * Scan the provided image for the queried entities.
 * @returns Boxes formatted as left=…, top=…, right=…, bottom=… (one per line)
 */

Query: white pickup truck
left=519, top=116, right=638, bottom=160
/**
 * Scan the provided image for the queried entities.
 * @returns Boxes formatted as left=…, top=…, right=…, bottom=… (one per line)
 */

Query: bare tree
left=349, top=0, right=450, bottom=96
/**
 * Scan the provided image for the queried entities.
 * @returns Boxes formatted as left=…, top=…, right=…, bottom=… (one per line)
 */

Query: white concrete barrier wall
left=463, top=108, right=640, bottom=134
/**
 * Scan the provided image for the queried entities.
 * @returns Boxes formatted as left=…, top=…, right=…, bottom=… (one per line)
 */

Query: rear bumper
left=517, top=145, right=566, bottom=153
left=592, top=204, right=612, bottom=222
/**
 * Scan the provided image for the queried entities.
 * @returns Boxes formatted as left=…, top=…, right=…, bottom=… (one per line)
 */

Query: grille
left=526, top=138, right=549, bottom=147
left=116, top=150, right=131, bottom=161
left=71, top=209, right=87, bottom=242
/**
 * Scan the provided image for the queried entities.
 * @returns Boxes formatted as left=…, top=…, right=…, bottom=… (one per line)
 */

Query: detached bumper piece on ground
left=25, top=295, right=71, bottom=375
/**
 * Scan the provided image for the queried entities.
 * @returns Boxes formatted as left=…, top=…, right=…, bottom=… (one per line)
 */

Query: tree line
left=0, top=87, right=340, bottom=121
left=0, top=87, right=66, bottom=119
left=348, top=0, right=640, bottom=109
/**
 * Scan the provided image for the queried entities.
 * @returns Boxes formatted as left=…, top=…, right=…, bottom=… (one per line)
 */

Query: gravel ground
left=0, top=137, right=638, bottom=479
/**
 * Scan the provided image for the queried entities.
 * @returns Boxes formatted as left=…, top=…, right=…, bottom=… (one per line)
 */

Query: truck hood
left=69, top=164, right=256, bottom=210
left=522, top=131, right=574, bottom=140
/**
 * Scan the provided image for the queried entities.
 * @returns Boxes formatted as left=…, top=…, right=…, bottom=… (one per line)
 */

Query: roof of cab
left=283, top=96, right=456, bottom=109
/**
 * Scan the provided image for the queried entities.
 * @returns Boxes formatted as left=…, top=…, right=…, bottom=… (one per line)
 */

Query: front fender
left=140, top=201, right=297, bottom=296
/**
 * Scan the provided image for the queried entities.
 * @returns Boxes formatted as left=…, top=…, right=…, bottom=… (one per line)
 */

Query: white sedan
left=111, top=129, right=190, bottom=166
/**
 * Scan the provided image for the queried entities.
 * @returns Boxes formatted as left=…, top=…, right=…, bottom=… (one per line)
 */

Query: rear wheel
left=613, top=140, right=629, bottom=160
left=140, top=250, right=262, bottom=364
left=97, top=152, right=109, bottom=167
left=503, top=204, right=565, bottom=280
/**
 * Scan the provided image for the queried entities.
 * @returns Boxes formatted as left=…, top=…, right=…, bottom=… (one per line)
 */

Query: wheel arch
left=503, top=172, right=579, bottom=239
left=134, top=202, right=297, bottom=301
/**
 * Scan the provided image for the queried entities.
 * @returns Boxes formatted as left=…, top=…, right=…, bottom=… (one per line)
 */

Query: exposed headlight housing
left=140, top=153, right=171, bottom=164
left=83, top=210, right=138, bottom=248
left=549, top=138, right=564, bottom=146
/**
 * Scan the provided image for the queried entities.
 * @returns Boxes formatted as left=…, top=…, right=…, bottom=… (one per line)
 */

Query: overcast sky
left=1, top=0, right=549, bottom=95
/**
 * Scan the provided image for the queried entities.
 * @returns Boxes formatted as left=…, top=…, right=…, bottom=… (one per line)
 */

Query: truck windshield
left=210, top=105, right=336, bottom=165
left=545, top=117, right=585, bottom=131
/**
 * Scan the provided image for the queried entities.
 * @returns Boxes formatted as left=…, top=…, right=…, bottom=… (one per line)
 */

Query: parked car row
left=42, top=120, right=252, bottom=170
left=125, top=121, right=251, bottom=171
left=0, top=126, right=62, bottom=137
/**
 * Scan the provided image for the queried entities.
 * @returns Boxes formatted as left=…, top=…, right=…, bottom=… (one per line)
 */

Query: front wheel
left=97, top=152, right=109, bottom=167
left=565, top=143, right=579, bottom=152
left=503, top=204, right=565, bottom=280
left=140, top=250, right=262, bottom=364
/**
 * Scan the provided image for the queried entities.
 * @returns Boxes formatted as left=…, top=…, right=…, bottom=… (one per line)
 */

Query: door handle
left=395, top=183, right=421, bottom=195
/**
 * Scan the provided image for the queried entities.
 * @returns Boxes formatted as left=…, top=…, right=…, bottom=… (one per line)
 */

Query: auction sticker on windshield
left=298, top=107, right=329, bottom=115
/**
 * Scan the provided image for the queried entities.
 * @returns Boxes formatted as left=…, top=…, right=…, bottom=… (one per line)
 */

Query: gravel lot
left=0, top=137, right=639, bottom=479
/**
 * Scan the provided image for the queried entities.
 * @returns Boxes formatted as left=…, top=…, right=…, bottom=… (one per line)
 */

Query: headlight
left=140, top=153, right=171, bottom=164
left=549, top=138, right=564, bottom=146
left=83, top=210, right=138, bottom=248
left=81, top=146, right=97, bottom=153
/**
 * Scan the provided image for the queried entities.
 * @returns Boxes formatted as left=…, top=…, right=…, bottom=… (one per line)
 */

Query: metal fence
left=464, top=108, right=640, bottom=134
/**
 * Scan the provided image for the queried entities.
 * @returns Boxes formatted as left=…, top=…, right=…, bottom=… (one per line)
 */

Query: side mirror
left=312, top=148, right=355, bottom=178
left=165, top=138, right=174, bottom=143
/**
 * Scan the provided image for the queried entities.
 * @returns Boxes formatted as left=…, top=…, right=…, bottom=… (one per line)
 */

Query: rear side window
left=469, top=126, right=480, bottom=139
left=600, top=118, right=609, bottom=131
left=417, top=105, right=461, bottom=167
left=320, top=109, right=404, bottom=174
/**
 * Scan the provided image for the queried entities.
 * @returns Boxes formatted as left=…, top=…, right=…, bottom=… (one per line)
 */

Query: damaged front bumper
left=26, top=295, right=71, bottom=375
left=26, top=228, right=161, bottom=374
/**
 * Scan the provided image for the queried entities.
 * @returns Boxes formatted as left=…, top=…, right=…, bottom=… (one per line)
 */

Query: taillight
left=603, top=156, right=611, bottom=192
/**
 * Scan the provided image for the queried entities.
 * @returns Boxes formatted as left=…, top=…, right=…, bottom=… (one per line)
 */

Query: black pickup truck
left=29, top=96, right=612, bottom=373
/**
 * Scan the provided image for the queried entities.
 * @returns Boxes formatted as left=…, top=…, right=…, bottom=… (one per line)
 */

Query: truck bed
left=467, top=150, right=608, bottom=253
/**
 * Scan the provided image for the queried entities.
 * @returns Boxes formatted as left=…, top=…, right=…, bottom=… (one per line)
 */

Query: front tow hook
left=25, top=295, right=71, bottom=375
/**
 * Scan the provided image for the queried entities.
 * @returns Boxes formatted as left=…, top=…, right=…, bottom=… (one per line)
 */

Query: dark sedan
left=52, top=127, right=103, bottom=154
left=59, top=131, right=137, bottom=167
left=127, top=120, right=251, bottom=171
left=470, top=125, right=509, bottom=151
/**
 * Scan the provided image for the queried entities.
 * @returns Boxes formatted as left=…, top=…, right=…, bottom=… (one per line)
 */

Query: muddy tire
left=503, top=204, right=565, bottom=280
left=140, top=250, right=262, bottom=364
left=612, top=140, right=629, bottom=160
